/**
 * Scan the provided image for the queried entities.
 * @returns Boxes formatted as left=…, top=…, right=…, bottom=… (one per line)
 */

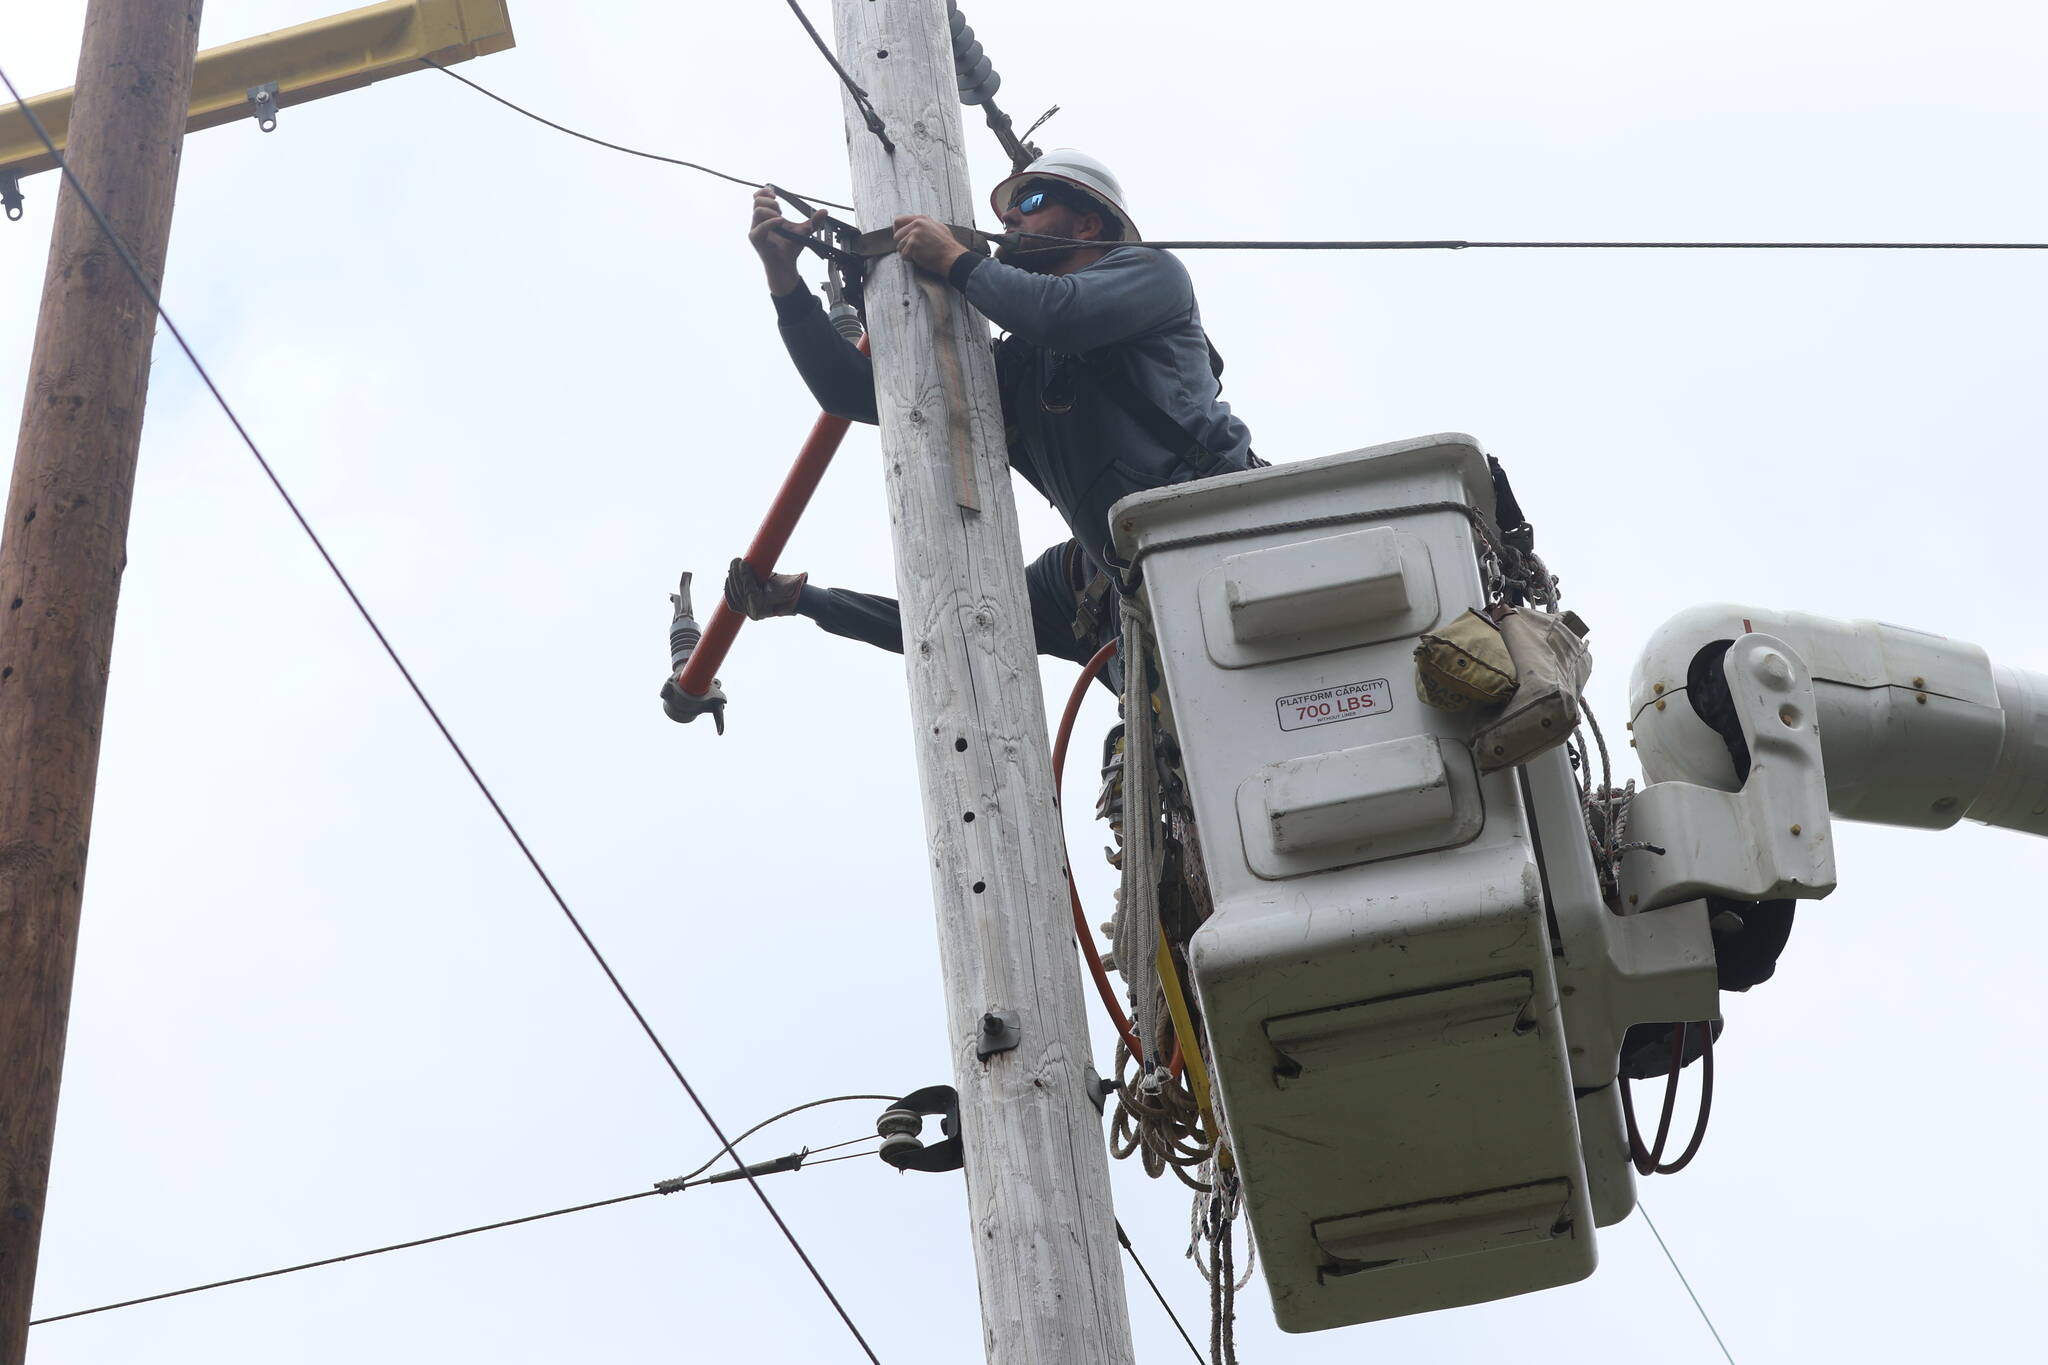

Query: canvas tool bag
left=1413, top=609, right=1517, bottom=711
left=1472, top=609, right=1592, bottom=772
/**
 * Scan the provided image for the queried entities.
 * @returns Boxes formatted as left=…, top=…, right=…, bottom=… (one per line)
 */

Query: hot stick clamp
left=661, top=573, right=727, bottom=733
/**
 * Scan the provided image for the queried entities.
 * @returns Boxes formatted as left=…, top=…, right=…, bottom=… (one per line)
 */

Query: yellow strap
left=1154, top=934, right=1232, bottom=1170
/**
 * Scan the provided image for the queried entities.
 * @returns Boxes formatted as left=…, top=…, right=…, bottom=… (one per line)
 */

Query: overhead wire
left=406, top=64, right=2047, bottom=258
left=406, top=62, right=2048, bottom=256
left=1638, top=1203, right=1740, bottom=1365
left=667, top=1093, right=901, bottom=1184
left=1115, top=1219, right=1207, bottom=1365
left=775, top=0, right=894, bottom=151
left=995, top=231, right=2048, bottom=254
left=31, top=1139, right=886, bottom=1329
left=417, top=57, right=853, bottom=210
left=0, top=66, right=883, bottom=1365
left=29, top=1189, right=661, bottom=1327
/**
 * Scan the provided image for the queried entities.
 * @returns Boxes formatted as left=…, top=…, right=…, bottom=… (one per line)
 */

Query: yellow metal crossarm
left=1, top=0, right=515, bottom=179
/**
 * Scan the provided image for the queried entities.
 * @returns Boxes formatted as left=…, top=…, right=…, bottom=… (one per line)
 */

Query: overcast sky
left=4, top=2, right=2045, bottom=1362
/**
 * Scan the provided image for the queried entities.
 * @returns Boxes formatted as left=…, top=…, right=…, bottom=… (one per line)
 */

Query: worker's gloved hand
left=892, top=214, right=971, bottom=278
left=749, top=186, right=827, bottom=295
left=724, top=558, right=807, bottom=619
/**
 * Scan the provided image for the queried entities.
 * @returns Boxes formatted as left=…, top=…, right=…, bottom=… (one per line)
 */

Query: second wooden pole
left=0, top=3, right=205, bottom=1357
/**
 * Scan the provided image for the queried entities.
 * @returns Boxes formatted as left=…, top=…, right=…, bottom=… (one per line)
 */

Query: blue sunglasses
left=1010, top=183, right=1098, bottom=217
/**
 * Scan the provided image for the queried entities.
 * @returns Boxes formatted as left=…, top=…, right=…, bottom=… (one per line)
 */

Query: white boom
left=1630, top=605, right=2048, bottom=838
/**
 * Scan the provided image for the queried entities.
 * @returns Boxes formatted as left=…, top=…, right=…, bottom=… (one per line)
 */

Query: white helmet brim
left=990, top=149, right=1140, bottom=244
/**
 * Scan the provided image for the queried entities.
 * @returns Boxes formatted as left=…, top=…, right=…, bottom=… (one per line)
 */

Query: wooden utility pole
left=0, top=2, right=204, bottom=1355
left=828, top=3, right=1136, bottom=1361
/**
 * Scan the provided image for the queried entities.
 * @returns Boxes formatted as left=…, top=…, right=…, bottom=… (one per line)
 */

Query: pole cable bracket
left=976, top=1008, right=1021, bottom=1060
left=875, top=1086, right=964, bottom=1173
left=247, top=82, right=280, bottom=132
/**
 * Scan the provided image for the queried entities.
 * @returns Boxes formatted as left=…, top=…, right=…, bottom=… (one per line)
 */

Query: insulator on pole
left=945, top=3, right=1003, bottom=107
left=827, top=301, right=865, bottom=344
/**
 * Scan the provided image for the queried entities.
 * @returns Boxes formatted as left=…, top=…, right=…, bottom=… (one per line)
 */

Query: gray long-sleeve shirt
left=772, top=245, right=1255, bottom=575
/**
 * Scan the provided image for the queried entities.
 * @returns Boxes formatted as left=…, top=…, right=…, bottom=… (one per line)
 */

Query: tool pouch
left=1471, top=609, right=1592, bottom=772
left=1414, top=609, right=1517, bottom=711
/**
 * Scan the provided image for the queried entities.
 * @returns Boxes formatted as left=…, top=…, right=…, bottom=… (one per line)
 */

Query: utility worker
left=730, top=150, right=1256, bottom=680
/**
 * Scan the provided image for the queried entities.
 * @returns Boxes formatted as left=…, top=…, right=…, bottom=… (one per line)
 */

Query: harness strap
left=1078, top=342, right=1260, bottom=476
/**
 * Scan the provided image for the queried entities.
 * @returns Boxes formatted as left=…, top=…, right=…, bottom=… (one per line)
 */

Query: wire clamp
left=1, top=172, right=22, bottom=222
left=768, top=185, right=870, bottom=321
left=247, top=82, right=280, bottom=133
left=660, top=674, right=727, bottom=732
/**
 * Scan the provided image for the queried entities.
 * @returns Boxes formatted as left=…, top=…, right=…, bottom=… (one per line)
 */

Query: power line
left=668, top=1094, right=900, bottom=1184
left=30, top=1144, right=884, bottom=1328
left=997, top=232, right=2048, bottom=254
left=410, top=62, right=2046, bottom=257
left=1639, top=1202, right=1738, bottom=1365
left=31, top=1189, right=658, bottom=1327
left=418, top=57, right=854, bottom=211
left=775, top=0, right=893, bottom=152
left=0, top=66, right=882, bottom=1365
left=1114, top=1220, right=1206, bottom=1364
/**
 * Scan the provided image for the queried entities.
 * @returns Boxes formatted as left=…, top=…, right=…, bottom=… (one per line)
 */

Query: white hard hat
left=990, top=149, right=1140, bottom=243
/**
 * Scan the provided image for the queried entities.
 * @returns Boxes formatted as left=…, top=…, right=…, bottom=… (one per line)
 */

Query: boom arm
left=1629, top=604, right=2048, bottom=838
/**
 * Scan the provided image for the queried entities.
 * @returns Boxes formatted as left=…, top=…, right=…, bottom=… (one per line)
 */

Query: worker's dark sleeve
left=796, top=585, right=903, bottom=653
left=794, top=543, right=1091, bottom=664
left=772, top=288, right=879, bottom=424
left=953, top=248, right=1192, bottom=353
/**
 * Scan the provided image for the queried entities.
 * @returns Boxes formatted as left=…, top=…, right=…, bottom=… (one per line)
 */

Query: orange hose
left=1053, top=638, right=1142, bottom=1059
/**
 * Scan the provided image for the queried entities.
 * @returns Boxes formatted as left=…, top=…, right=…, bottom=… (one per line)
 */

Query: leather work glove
left=724, top=557, right=806, bottom=619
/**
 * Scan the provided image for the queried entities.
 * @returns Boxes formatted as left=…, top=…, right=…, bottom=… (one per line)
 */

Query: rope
left=1190, top=1168, right=1248, bottom=1365
left=418, top=58, right=853, bottom=210
left=776, top=0, right=894, bottom=152
left=0, top=67, right=883, bottom=1365
left=1577, top=697, right=1659, bottom=896
left=1109, top=1037, right=1214, bottom=1190
left=1115, top=596, right=1167, bottom=1071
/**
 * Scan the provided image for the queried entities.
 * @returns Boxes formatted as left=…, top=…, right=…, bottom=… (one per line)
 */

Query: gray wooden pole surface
left=0, top=2, right=204, bottom=1355
left=827, top=3, right=1137, bottom=1361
